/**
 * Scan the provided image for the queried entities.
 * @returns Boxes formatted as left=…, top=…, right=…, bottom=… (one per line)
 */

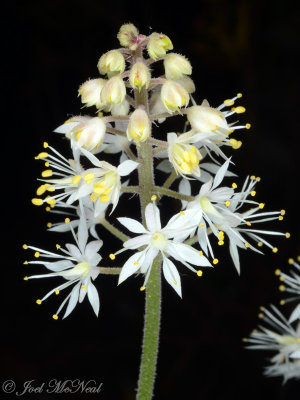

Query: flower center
left=173, top=144, right=200, bottom=173
left=151, top=232, right=167, bottom=250
left=199, top=196, right=222, bottom=217
left=91, top=171, right=117, bottom=203
left=61, top=262, right=91, bottom=279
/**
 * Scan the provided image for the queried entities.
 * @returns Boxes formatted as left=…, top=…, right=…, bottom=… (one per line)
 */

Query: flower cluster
left=24, top=23, right=288, bottom=324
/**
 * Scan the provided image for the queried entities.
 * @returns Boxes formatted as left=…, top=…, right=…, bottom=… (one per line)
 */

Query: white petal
left=44, top=260, right=74, bottom=272
left=290, top=349, right=300, bottom=359
left=145, top=203, right=161, bottom=232
left=117, top=217, right=147, bottom=234
left=124, top=235, right=150, bottom=249
left=212, top=158, right=231, bottom=189
left=63, top=282, right=80, bottom=319
left=54, top=121, right=79, bottom=134
left=289, top=303, right=300, bottom=323
left=79, top=147, right=103, bottom=167
left=78, top=215, right=88, bottom=253
left=229, top=239, right=240, bottom=274
left=87, top=282, right=100, bottom=316
left=85, top=240, right=103, bottom=259
left=117, top=160, right=139, bottom=176
left=162, top=257, right=182, bottom=297
left=169, top=243, right=211, bottom=266
left=165, top=209, right=197, bottom=233
left=65, top=244, right=82, bottom=260
left=118, top=251, right=146, bottom=284
left=140, top=246, right=159, bottom=273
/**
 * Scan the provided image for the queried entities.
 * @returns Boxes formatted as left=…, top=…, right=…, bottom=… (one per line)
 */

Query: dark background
left=2, top=0, right=299, bottom=399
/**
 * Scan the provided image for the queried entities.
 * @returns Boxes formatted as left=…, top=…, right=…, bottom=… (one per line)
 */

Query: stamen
left=232, top=182, right=237, bottom=189
left=140, top=286, right=146, bottom=291
left=32, top=198, right=43, bottom=206
left=285, top=232, right=290, bottom=239
left=52, top=314, right=58, bottom=320
left=272, top=247, right=278, bottom=253
left=23, top=244, right=28, bottom=249
left=213, top=258, right=219, bottom=265
left=151, top=195, right=157, bottom=201
left=109, top=253, right=116, bottom=260
left=36, top=299, right=42, bottom=305
left=274, top=269, right=281, bottom=275
left=197, top=270, right=203, bottom=277
left=65, top=218, right=70, bottom=223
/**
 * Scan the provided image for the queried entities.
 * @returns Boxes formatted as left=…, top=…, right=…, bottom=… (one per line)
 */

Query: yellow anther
left=179, top=211, right=185, bottom=215
left=258, top=313, right=264, bottom=319
left=47, top=222, right=52, bottom=228
left=225, top=200, right=231, bottom=207
left=274, top=269, right=281, bottom=275
left=272, top=247, right=278, bottom=253
left=234, top=106, right=246, bottom=114
left=259, top=203, right=265, bottom=209
left=281, top=209, right=286, bottom=216
left=245, top=243, right=250, bottom=248
left=279, top=276, right=285, bottom=282
left=197, top=270, right=203, bottom=277
left=288, top=258, right=294, bottom=265
left=36, top=299, right=42, bottom=305
left=43, top=142, right=48, bottom=148
left=242, top=338, right=247, bottom=343
left=173, top=280, right=177, bottom=285
left=23, top=261, right=28, bottom=265
left=258, top=242, right=263, bottom=247
left=180, top=162, right=191, bottom=172
left=134, top=261, right=139, bottom=265
left=246, top=123, right=251, bottom=130
left=278, top=216, right=284, bottom=221
left=45, top=206, right=51, bottom=212
left=34, top=252, right=40, bottom=258
left=83, top=173, right=95, bottom=184
left=23, top=244, right=28, bottom=249
left=56, top=244, right=61, bottom=249
left=218, top=241, right=224, bottom=246
left=37, top=152, right=48, bottom=159
left=246, top=221, right=252, bottom=226
left=213, top=258, right=219, bottom=265
left=218, top=231, right=224, bottom=238
left=140, top=286, right=146, bottom=292
left=72, top=175, right=81, bottom=185
left=81, top=285, right=87, bottom=289
left=109, top=253, right=115, bottom=260
left=32, top=198, right=43, bottom=206
left=232, top=182, right=237, bottom=189
left=259, top=306, right=265, bottom=311
left=45, top=197, right=56, bottom=206
left=45, top=162, right=50, bottom=167
left=285, top=232, right=291, bottom=239
left=255, top=177, right=261, bottom=182
left=42, top=169, right=52, bottom=178
left=65, top=218, right=70, bottom=224
left=199, top=251, right=203, bottom=256
left=224, top=99, right=234, bottom=106
left=190, top=145, right=197, bottom=153
left=280, top=300, right=285, bottom=305
left=36, top=185, right=46, bottom=196
left=100, top=195, right=110, bottom=203
left=199, top=223, right=204, bottom=227
left=250, top=175, right=256, bottom=180
left=90, top=193, right=98, bottom=202
left=251, top=190, right=256, bottom=196
left=52, top=314, right=58, bottom=320
left=297, top=255, right=300, bottom=262
left=229, top=139, right=242, bottom=149
left=55, top=289, right=59, bottom=295
left=237, top=93, right=242, bottom=98
left=151, top=195, right=157, bottom=201
left=23, top=276, right=28, bottom=281
left=279, top=285, right=285, bottom=292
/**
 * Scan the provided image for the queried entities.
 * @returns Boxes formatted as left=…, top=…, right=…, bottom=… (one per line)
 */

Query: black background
left=2, top=1, right=300, bottom=399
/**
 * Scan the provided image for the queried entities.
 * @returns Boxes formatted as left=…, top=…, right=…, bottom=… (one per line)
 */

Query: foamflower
left=114, top=202, right=212, bottom=296
left=23, top=214, right=102, bottom=319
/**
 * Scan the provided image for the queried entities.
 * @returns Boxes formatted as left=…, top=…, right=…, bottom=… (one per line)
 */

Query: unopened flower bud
left=72, top=117, right=106, bottom=152
left=129, top=62, right=151, bottom=91
left=187, top=102, right=229, bottom=132
left=175, top=76, right=195, bottom=94
left=101, top=76, right=126, bottom=107
left=164, top=53, right=192, bottom=80
left=149, top=90, right=166, bottom=123
left=127, top=109, right=151, bottom=143
left=161, top=80, right=189, bottom=113
left=147, top=32, right=173, bottom=61
left=110, top=99, right=130, bottom=116
left=78, top=78, right=107, bottom=109
left=117, top=23, right=139, bottom=47
left=97, top=50, right=125, bottom=77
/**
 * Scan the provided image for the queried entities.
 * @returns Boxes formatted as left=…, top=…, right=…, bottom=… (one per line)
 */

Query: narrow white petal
left=162, top=257, right=182, bottom=297
left=65, top=244, right=82, bottom=260
left=87, top=282, right=100, bottom=316
left=63, top=282, right=81, bottom=319
left=212, top=158, right=231, bottom=189
left=117, top=160, right=139, bottom=176
left=117, top=217, right=147, bottom=234
left=124, top=235, right=150, bottom=249
left=43, top=260, right=74, bottom=272
left=169, top=243, right=211, bottom=266
left=85, top=240, right=103, bottom=259
left=78, top=215, right=88, bottom=253
left=118, top=251, right=146, bottom=284
left=145, top=203, right=161, bottom=232
left=289, top=303, right=300, bottom=323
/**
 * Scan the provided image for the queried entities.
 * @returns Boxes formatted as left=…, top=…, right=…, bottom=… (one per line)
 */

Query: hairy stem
left=163, top=170, right=178, bottom=189
left=101, top=218, right=129, bottom=242
left=153, top=186, right=194, bottom=202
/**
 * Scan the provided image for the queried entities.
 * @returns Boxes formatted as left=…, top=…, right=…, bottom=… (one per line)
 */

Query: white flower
left=186, top=95, right=251, bottom=160
left=114, top=202, right=211, bottom=296
left=245, top=305, right=300, bottom=383
left=182, top=159, right=287, bottom=273
left=23, top=215, right=102, bottom=319
left=277, top=257, right=300, bottom=323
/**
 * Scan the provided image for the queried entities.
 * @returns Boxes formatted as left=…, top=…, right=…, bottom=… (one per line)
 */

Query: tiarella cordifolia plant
left=23, top=23, right=292, bottom=398
left=245, top=256, right=300, bottom=383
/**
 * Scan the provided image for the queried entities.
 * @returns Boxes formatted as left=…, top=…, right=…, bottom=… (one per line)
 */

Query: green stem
left=163, top=170, right=178, bottom=189
left=101, top=218, right=129, bottom=242
left=136, top=255, right=161, bottom=400
left=99, top=267, right=121, bottom=274
left=120, top=186, right=140, bottom=193
left=153, top=186, right=194, bottom=202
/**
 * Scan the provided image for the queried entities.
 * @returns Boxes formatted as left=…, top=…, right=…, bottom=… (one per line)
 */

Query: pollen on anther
left=279, top=284, right=285, bottom=292
left=179, top=211, right=185, bottom=215
left=225, top=200, right=231, bottom=207
left=250, top=175, right=256, bottom=180
left=242, top=338, right=247, bottom=343
left=280, top=300, right=285, bottom=306
left=218, top=240, right=224, bottom=246
left=288, top=258, right=294, bottom=265
left=245, top=242, right=250, bottom=248
left=23, top=276, right=28, bottom=281
left=23, top=244, right=28, bottom=249
left=65, top=218, right=70, bottom=224
left=259, top=306, right=265, bottom=311
left=56, top=244, right=61, bottom=249
left=36, top=299, right=42, bottom=305
left=258, top=313, right=264, bottom=319
left=251, top=190, right=256, bottom=197
left=47, top=222, right=52, bottom=228
left=246, top=221, right=251, bottom=226
left=275, top=269, right=281, bottom=275
left=52, top=314, right=58, bottom=320
left=281, top=209, right=286, bottom=216
left=43, top=142, right=49, bottom=148
left=34, top=252, right=40, bottom=258
left=23, top=261, right=28, bottom=265
left=32, top=198, right=43, bottom=206
left=173, top=280, right=177, bottom=285
left=199, top=223, right=204, bottom=227
left=258, top=242, right=263, bottom=247
left=285, top=232, right=291, bottom=239
left=109, top=253, right=116, bottom=260
left=246, top=123, right=251, bottom=130
left=259, top=203, right=265, bottom=209
left=232, top=182, right=237, bottom=189
left=81, top=285, right=87, bottom=289
left=134, top=261, right=139, bottom=265
left=213, top=258, right=219, bottom=265
left=140, top=286, right=146, bottom=292
left=279, top=276, right=285, bottom=282
left=278, top=216, right=284, bottom=221
left=197, top=270, right=203, bottom=277
left=199, top=250, right=203, bottom=256
left=272, top=247, right=278, bottom=253
left=255, top=177, right=261, bottom=182
left=55, top=289, right=60, bottom=295
left=151, top=195, right=157, bottom=201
